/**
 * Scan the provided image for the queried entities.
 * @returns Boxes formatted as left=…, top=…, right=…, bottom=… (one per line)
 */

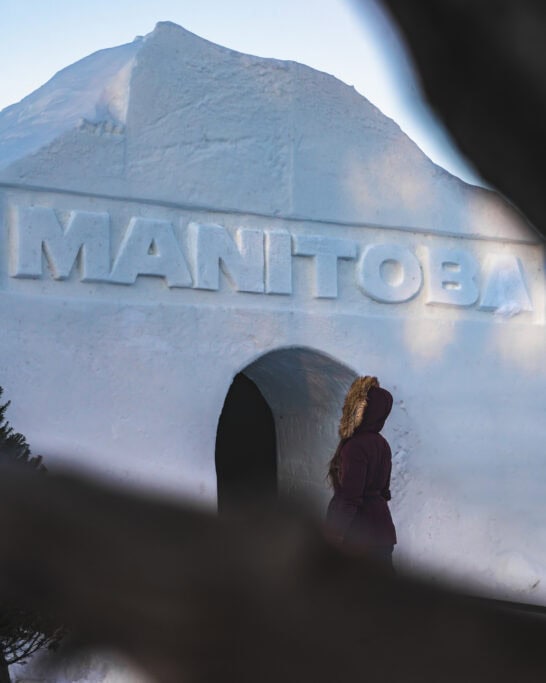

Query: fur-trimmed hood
left=338, top=376, right=393, bottom=438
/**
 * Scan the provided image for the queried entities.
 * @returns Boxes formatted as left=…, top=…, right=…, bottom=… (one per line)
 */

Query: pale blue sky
left=2, top=0, right=481, bottom=184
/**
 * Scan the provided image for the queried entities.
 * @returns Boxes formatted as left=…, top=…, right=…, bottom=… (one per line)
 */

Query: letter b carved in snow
left=426, top=247, right=480, bottom=307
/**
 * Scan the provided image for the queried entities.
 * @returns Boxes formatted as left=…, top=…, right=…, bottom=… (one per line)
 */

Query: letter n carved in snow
left=187, top=223, right=264, bottom=293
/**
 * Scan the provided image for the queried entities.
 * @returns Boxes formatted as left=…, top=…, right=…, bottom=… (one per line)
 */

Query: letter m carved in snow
left=11, top=206, right=110, bottom=282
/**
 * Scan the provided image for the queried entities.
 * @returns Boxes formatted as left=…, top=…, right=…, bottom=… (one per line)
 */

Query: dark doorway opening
left=215, top=373, right=277, bottom=513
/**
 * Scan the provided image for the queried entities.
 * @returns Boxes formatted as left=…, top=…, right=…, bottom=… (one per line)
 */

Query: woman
left=325, top=376, right=396, bottom=567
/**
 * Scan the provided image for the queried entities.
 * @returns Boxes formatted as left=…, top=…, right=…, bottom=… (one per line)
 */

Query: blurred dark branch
left=378, top=0, right=546, bottom=239
left=1, top=467, right=546, bottom=683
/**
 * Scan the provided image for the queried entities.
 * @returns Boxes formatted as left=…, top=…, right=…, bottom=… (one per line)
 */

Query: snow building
left=1, top=22, right=545, bottom=599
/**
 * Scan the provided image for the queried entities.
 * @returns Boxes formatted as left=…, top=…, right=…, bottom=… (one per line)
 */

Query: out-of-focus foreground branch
left=378, top=0, right=546, bottom=239
left=0, top=466, right=545, bottom=683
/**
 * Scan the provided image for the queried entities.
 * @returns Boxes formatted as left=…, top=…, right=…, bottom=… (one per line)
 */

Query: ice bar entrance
left=216, top=347, right=358, bottom=511
left=215, top=373, right=277, bottom=513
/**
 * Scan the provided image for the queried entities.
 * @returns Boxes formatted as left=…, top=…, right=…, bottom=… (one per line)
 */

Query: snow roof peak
left=0, top=22, right=532, bottom=239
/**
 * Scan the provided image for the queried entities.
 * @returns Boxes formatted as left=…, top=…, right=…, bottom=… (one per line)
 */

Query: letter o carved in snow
left=357, top=244, right=422, bottom=303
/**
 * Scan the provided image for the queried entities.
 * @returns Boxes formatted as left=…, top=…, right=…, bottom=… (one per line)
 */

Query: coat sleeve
left=381, top=442, right=392, bottom=502
left=329, top=440, right=368, bottom=540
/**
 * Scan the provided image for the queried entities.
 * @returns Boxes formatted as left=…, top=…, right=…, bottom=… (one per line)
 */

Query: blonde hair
left=327, top=376, right=379, bottom=488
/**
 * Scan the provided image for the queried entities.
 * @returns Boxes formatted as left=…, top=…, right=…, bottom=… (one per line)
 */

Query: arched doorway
left=215, top=347, right=357, bottom=513
left=215, top=373, right=277, bottom=513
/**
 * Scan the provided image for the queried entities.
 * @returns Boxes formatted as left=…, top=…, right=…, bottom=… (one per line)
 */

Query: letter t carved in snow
left=292, top=235, right=357, bottom=298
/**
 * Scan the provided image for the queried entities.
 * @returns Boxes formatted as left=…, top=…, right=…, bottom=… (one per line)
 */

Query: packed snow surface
left=0, top=39, right=141, bottom=169
left=1, top=26, right=546, bottom=683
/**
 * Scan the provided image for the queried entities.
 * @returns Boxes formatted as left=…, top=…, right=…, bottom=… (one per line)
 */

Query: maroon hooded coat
left=325, top=386, right=396, bottom=549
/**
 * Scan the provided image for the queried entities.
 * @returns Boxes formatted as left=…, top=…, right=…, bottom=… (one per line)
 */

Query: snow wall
left=1, top=22, right=546, bottom=620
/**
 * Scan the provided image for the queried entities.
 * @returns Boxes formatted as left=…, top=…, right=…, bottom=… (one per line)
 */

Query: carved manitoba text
left=8, top=205, right=534, bottom=314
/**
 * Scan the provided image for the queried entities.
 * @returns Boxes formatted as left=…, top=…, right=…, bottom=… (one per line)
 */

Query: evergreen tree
left=0, top=387, right=63, bottom=683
